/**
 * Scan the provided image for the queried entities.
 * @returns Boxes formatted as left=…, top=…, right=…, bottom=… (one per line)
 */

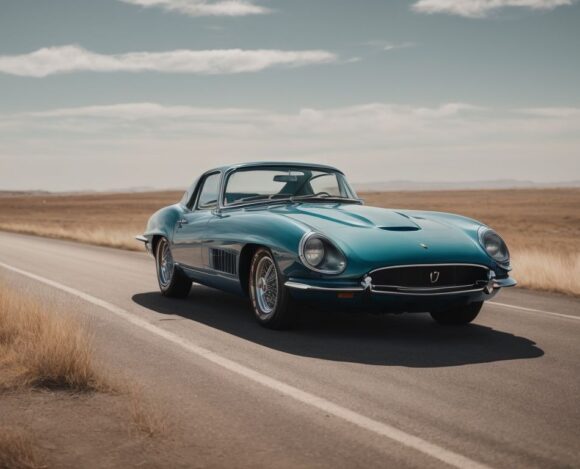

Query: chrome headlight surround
left=478, top=226, right=510, bottom=266
left=299, top=232, right=347, bottom=275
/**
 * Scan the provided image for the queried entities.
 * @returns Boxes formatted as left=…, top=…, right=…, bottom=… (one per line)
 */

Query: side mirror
left=212, top=207, right=228, bottom=218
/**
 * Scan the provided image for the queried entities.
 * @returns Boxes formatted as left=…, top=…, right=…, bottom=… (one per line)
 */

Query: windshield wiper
left=231, top=194, right=292, bottom=205
left=290, top=194, right=361, bottom=203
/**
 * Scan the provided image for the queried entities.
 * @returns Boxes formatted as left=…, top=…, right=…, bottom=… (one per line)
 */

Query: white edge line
left=0, top=260, right=491, bottom=469
left=488, top=301, right=580, bottom=321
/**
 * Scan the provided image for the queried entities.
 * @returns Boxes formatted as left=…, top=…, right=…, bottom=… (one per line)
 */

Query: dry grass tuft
left=0, top=286, right=108, bottom=392
left=127, top=389, right=167, bottom=438
left=512, top=250, right=580, bottom=296
left=0, top=427, right=45, bottom=469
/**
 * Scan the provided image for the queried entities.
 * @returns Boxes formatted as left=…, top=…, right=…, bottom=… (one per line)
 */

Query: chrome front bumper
left=285, top=275, right=517, bottom=296
left=135, top=235, right=153, bottom=255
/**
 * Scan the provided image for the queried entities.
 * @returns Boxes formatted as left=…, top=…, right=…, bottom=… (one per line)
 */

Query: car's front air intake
left=369, top=264, right=489, bottom=294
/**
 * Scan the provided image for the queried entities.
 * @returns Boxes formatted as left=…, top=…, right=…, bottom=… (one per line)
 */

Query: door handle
left=178, top=218, right=189, bottom=228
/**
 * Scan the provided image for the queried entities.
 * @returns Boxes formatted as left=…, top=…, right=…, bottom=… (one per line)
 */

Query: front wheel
left=430, top=302, right=483, bottom=325
left=155, top=237, right=191, bottom=298
left=249, top=248, right=296, bottom=329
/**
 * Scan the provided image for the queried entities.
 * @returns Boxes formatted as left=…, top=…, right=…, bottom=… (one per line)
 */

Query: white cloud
left=364, top=41, right=416, bottom=51
left=412, top=0, right=575, bottom=17
left=519, top=107, right=580, bottom=118
left=6, top=101, right=485, bottom=132
left=118, top=0, right=269, bottom=16
left=0, top=45, right=337, bottom=78
left=25, top=103, right=262, bottom=120
left=2, top=102, right=578, bottom=190
left=4, top=101, right=575, bottom=142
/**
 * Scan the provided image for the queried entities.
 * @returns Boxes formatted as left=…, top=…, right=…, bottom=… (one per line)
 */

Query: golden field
left=0, top=188, right=578, bottom=296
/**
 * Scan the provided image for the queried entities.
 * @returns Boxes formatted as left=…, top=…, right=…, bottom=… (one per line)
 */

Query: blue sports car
left=138, top=162, right=516, bottom=329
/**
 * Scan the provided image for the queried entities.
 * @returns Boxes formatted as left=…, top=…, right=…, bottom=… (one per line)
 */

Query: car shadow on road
left=132, top=286, right=544, bottom=367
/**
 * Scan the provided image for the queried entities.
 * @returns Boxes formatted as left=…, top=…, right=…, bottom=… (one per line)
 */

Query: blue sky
left=1, top=0, right=579, bottom=191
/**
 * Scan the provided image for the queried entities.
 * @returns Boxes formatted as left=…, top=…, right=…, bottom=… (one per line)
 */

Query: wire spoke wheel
left=254, top=256, right=279, bottom=317
left=157, top=239, right=174, bottom=287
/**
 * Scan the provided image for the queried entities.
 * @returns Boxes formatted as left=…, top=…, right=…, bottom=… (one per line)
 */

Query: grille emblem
left=430, top=271, right=440, bottom=283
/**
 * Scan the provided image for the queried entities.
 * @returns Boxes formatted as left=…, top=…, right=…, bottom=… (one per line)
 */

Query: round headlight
left=304, top=237, right=325, bottom=266
left=479, top=228, right=510, bottom=264
left=299, top=233, right=346, bottom=274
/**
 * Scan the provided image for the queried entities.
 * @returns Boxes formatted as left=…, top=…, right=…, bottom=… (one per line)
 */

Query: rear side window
left=197, top=173, right=220, bottom=210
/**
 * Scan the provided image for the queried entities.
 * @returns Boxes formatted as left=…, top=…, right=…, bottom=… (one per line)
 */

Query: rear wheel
left=249, top=248, right=295, bottom=329
left=430, top=302, right=483, bottom=325
left=155, top=237, right=191, bottom=298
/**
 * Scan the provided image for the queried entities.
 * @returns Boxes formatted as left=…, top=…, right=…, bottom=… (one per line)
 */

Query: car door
left=172, top=172, right=221, bottom=271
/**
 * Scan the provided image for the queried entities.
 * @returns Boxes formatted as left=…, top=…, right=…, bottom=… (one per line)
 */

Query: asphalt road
left=1, top=231, right=579, bottom=468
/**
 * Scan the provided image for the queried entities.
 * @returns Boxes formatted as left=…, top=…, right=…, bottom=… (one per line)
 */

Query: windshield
left=224, top=167, right=357, bottom=206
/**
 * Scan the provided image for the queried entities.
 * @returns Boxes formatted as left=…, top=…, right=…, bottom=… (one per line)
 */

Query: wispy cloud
left=519, top=107, right=580, bottom=118
left=24, top=103, right=262, bottom=120
left=364, top=41, right=416, bottom=51
left=0, top=101, right=557, bottom=138
left=0, top=45, right=337, bottom=78
left=2, top=102, right=578, bottom=190
left=118, top=0, right=270, bottom=16
left=412, top=0, right=575, bottom=18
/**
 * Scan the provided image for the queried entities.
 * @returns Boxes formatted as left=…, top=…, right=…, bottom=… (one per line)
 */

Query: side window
left=197, top=173, right=220, bottom=210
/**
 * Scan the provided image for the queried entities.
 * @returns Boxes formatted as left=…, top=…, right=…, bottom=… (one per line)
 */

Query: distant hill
left=353, top=180, right=580, bottom=192
left=2, top=181, right=580, bottom=196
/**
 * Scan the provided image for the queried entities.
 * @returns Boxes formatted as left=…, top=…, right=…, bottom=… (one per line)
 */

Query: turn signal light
left=337, top=292, right=354, bottom=299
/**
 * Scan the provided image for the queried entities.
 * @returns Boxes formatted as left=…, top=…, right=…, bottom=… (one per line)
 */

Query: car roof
left=205, top=161, right=344, bottom=175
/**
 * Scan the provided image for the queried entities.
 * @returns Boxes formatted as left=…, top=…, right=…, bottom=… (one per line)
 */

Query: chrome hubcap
left=158, top=241, right=174, bottom=287
left=255, top=257, right=278, bottom=316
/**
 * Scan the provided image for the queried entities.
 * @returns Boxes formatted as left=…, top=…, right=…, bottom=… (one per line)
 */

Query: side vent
left=210, top=249, right=237, bottom=275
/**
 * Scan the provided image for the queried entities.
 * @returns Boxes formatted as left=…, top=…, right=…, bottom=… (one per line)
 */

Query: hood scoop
left=379, top=226, right=421, bottom=232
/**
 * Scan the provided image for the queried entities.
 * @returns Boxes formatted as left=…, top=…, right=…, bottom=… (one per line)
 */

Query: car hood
left=268, top=203, right=491, bottom=272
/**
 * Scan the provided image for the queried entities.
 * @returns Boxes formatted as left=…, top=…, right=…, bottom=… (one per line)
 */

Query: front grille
left=370, top=264, right=489, bottom=293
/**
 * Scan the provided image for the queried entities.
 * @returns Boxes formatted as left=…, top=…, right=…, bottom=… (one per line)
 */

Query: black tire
left=155, top=237, right=191, bottom=298
left=430, top=301, right=483, bottom=325
left=249, top=248, right=296, bottom=329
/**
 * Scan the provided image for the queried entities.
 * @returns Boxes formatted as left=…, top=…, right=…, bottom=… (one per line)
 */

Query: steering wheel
left=312, top=191, right=332, bottom=197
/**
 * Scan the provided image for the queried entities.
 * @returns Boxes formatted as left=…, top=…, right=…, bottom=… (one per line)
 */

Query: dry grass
left=127, top=389, right=167, bottom=438
left=0, top=188, right=578, bottom=296
left=0, top=191, right=179, bottom=252
left=0, top=223, right=138, bottom=251
left=0, top=286, right=107, bottom=392
left=512, top=251, right=580, bottom=296
left=0, top=285, right=169, bottom=466
left=0, top=427, right=45, bottom=469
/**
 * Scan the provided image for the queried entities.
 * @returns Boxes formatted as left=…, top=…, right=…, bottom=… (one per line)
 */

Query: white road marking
left=0, top=260, right=490, bottom=469
left=489, top=301, right=579, bottom=321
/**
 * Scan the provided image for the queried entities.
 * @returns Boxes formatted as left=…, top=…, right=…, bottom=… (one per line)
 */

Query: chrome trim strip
left=372, top=284, right=478, bottom=292
left=285, top=280, right=485, bottom=296
left=368, top=263, right=490, bottom=275
left=285, top=281, right=364, bottom=292
left=370, top=287, right=485, bottom=296
left=493, top=277, right=517, bottom=288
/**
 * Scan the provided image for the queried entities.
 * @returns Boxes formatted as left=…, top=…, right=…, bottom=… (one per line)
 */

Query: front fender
left=143, top=204, right=185, bottom=244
